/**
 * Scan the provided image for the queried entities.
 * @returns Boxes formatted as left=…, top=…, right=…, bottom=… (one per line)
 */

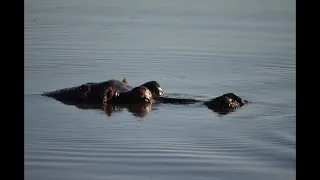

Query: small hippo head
left=204, top=93, right=247, bottom=115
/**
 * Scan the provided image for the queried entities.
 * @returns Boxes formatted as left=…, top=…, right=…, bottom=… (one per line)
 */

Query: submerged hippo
left=42, top=79, right=164, bottom=104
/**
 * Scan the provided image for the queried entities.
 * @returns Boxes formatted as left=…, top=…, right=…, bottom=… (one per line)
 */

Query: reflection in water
left=50, top=95, right=246, bottom=117
left=103, top=103, right=152, bottom=118
left=57, top=99, right=152, bottom=118
left=210, top=107, right=238, bottom=116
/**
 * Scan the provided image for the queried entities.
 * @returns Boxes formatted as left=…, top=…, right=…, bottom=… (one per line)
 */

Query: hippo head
left=204, top=93, right=248, bottom=115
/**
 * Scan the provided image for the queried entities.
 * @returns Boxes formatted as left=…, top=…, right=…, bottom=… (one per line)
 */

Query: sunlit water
left=25, top=0, right=295, bottom=180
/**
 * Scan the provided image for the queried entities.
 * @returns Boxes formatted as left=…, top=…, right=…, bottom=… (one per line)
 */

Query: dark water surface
left=25, top=0, right=295, bottom=180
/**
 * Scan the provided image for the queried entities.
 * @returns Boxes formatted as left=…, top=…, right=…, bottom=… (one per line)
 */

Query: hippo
left=42, top=78, right=248, bottom=116
left=42, top=78, right=164, bottom=104
left=45, top=84, right=153, bottom=118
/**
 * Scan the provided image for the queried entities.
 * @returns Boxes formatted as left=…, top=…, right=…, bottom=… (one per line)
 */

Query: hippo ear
left=103, top=87, right=115, bottom=103
left=122, top=77, right=128, bottom=84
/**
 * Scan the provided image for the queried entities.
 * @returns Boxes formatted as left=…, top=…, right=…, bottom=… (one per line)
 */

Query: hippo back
left=74, top=79, right=134, bottom=103
left=43, top=79, right=133, bottom=103
left=94, top=79, right=133, bottom=93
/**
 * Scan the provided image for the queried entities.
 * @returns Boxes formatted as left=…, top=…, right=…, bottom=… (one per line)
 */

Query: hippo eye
left=115, top=92, right=119, bottom=97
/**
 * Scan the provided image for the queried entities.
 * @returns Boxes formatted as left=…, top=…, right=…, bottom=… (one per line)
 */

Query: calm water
left=24, top=0, right=296, bottom=180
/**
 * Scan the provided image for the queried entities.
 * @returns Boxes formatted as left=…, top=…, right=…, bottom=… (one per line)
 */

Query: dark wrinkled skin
left=42, top=79, right=163, bottom=104
left=42, top=79, right=159, bottom=118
